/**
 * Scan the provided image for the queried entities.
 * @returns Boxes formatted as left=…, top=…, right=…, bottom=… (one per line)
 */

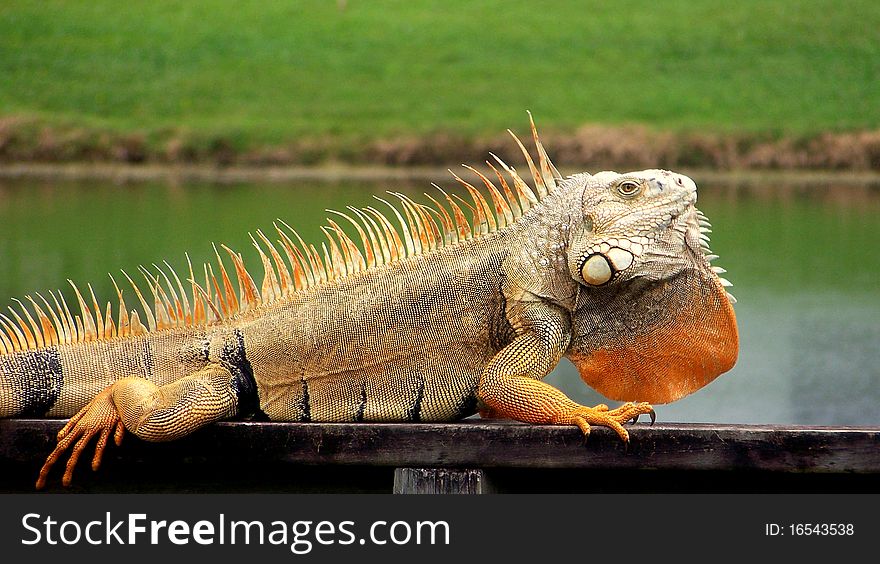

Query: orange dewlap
left=573, top=277, right=739, bottom=404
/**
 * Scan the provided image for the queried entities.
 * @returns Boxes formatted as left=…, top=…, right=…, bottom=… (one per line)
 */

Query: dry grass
left=2, top=117, right=880, bottom=172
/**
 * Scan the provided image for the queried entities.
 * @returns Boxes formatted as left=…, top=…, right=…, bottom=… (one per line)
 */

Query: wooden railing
left=1, top=419, right=878, bottom=493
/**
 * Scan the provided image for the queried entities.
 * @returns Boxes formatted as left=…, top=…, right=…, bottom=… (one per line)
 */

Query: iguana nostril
left=675, top=176, right=684, bottom=187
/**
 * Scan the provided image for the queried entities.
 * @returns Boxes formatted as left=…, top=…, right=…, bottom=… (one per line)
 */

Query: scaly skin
left=0, top=117, right=739, bottom=489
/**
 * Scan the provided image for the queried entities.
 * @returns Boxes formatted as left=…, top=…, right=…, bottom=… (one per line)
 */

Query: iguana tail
left=1, top=346, right=64, bottom=417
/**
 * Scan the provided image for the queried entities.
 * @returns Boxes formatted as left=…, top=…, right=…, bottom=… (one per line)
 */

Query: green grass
left=1, top=0, right=879, bottom=147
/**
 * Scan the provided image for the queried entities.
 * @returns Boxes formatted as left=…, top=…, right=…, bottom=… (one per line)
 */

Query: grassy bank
left=1, top=1, right=878, bottom=168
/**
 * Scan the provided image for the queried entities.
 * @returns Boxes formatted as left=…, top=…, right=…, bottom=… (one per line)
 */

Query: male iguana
left=0, top=116, right=738, bottom=489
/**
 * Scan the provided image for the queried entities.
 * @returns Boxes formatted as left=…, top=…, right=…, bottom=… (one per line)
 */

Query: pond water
left=1, top=171, right=878, bottom=426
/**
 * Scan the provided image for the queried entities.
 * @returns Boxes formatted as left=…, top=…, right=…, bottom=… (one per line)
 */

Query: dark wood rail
left=1, top=419, right=878, bottom=493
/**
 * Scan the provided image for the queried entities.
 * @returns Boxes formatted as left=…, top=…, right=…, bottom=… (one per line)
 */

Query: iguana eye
left=616, top=180, right=642, bottom=198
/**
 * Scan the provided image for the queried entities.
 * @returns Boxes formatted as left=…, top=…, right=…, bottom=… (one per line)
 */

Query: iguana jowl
left=0, top=116, right=739, bottom=489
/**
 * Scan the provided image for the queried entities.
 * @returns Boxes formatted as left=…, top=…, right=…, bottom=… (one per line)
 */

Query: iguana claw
left=555, top=401, right=655, bottom=443
left=35, top=384, right=125, bottom=490
left=631, top=407, right=657, bottom=425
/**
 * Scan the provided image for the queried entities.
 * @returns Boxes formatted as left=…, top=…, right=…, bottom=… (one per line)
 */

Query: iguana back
left=240, top=230, right=515, bottom=423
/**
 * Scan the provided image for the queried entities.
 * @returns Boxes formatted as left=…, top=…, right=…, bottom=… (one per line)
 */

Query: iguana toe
left=554, top=401, right=655, bottom=442
left=36, top=384, right=124, bottom=490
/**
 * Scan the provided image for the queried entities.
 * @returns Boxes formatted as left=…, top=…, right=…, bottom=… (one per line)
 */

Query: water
left=1, top=172, right=878, bottom=426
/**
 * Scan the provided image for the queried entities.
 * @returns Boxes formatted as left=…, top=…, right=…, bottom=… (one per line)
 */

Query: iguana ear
left=569, top=268, right=738, bottom=404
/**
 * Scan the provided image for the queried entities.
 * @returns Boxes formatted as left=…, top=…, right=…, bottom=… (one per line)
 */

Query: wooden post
left=393, top=468, right=491, bottom=494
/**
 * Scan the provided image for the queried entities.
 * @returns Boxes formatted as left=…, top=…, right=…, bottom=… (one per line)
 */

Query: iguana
left=0, top=115, right=738, bottom=489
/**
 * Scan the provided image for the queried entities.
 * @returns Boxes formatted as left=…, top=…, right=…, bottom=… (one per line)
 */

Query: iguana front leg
left=477, top=301, right=653, bottom=440
left=36, top=363, right=239, bottom=489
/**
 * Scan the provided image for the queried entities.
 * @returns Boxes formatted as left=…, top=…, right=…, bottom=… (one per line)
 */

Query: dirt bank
left=2, top=117, right=880, bottom=173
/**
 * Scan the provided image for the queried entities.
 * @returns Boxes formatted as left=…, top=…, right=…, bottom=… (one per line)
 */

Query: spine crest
left=0, top=116, right=559, bottom=355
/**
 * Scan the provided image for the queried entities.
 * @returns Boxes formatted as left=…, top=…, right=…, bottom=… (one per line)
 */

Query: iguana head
left=561, top=169, right=739, bottom=404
